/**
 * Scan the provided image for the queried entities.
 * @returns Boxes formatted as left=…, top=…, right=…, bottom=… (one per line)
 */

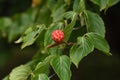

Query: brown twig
left=46, top=43, right=60, bottom=48
left=46, top=40, right=74, bottom=48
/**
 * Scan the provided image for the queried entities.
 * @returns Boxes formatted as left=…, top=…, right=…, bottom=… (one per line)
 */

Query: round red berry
left=51, top=30, right=64, bottom=43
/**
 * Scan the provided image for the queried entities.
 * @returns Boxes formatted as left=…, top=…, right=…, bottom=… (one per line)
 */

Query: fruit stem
left=46, top=40, right=74, bottom=48
left=46, top=43, right=60, bottom=48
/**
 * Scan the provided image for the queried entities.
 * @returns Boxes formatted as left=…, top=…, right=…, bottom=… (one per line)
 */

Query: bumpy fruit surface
left=51, top=30, right=64, bottom=43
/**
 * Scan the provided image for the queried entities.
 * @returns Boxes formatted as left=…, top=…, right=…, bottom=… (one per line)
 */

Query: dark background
left=0, top=0, right=120, bottom=80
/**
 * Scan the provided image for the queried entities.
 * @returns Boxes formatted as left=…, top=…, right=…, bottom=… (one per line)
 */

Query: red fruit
left=51, top=30, right=64, bottom=43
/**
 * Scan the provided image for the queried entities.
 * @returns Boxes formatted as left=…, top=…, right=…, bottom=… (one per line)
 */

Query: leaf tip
left=71, top=60, right=79, bottom=68
left=108, top=52, right=112, bottom=56
left=74, top=62, right=79, bottom=68
left=104, top=52, right=112, bottom=56
left=21, top=45, right=25, bottom=49
left=15, top=37, right=22, bottom=44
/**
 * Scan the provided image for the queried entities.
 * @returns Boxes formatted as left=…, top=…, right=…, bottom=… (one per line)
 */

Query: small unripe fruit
left=51, top=30, right=64, bottom=43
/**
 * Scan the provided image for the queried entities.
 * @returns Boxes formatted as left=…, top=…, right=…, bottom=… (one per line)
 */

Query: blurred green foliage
left=0, top=0, right=120, bottom=80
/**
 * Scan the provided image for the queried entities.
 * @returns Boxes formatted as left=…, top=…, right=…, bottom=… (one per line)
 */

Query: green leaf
left=9, top=65, right=32, bottom=80
left=86, top=33, right=111, bottom=55
left=0, top=17, right=12, bottom=37
left=79, top=12, right=86, bottom=27
left=52, top=4, right=66, bottom=22
left=47, top=0, right=57, bottom=10
left=51, top=55, right=71, bottom=80
left=36, top=6, right=52, bottom=26
left=33, top=62, right=49, bottom=75
left=84, top=10, right=105, bottom=37
left=63, top=11, right=75, bottom=20
left=64, top=0, right=71, bottom=5
left=8, top=22, right=20, bottom=42
left=47, top=0, right=65, bottom=22
left=90, top=0, right=107, bottom=11
left=47, top=0, right=64, bottom=11
left=107, top=0, right=120, bottom=8
left=19, top=9, right=35, bottom=26
left=2, top=76, right=9, bottom=80
left=32, top=74, right=49, bottom=80
left=90, top=0, right=120, bottom=11
left=0, top=17, right=12, bottom=30
left=8, top=9, right=36, bottom=42
left=73, top=0, right=80, bottom=12
left=32, top=48, right=48, bottom=60
left=70, top=36, right=94, bottom=67
left=38, top=74, right=49, bottom=80
left=73, top=0, right=86, bottom=13
left=21, top=24, right=45, bottom=49
left=63, top=12, right=77, bottom=42
left=33, top=55, right=55, bottom=75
